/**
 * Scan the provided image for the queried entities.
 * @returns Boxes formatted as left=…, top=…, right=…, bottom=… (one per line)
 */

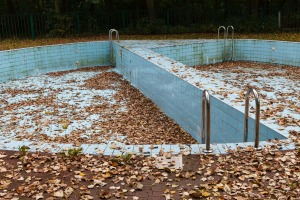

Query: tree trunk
left=224, top=0, right=228, bottom=21
left=146, top=0, right=156, bottom=20
left=248, top=0, right=252, bottom=16
left=253, top=0, right=259, bottom=17
left=64, top=0, right=69, bottom=13
left=38, top=0, right=43, bottom=12
left=185, top=0, right=191, bottom=25
left=6, top=0, right=15, bottom=14
left=104, top=0, right=113, bottom=11
left=265, top=0, right=270, bottom=15
left=55, top=0, right=61, bottom=14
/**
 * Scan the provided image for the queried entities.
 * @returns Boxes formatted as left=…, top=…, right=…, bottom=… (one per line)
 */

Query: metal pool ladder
left=109, top=29, right=120, bottom=66
left=244, top=87, right=262, bottom=150
left=218, top=26, right=234, bottom=61
left=201, top=90, right=213, bottom=153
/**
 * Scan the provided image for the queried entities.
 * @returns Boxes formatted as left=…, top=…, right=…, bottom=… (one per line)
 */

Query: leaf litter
left=0, top=63, right=299, bottom=199
left=0, top=66, right=196, bottom=148
left=0, top=145, right=299, bottom=199
left=182, top=61, right=299, bottom=134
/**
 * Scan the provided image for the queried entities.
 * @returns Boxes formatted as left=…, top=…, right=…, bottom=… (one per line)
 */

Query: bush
left=46, top=14, right=75, bottom=37
left=126, top=17, right=167, bottom=34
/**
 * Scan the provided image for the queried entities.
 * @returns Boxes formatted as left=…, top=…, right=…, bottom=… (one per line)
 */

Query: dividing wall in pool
left=0, top=41, right=110, bottom=82
left=114, top=41, right=287, bottom=143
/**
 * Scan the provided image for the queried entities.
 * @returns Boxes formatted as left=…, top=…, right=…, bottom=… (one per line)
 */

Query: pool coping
left=0, top=138, right=296, bottom=156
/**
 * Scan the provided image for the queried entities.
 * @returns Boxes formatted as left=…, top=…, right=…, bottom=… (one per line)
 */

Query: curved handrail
left=218, top=26, right=226, bottom=61
left=226, top=26, right=234, bottom=60
left=244, top=87, right=261, bottom=150
left=217, top=26, right=226, bottom=39
left=109, top=29, right=119, bottom=66
left=109, top=29, right=119, bottom=41
left=201, top=90, right=213, bottom=153
left=226, top=26, right=234, bottom=39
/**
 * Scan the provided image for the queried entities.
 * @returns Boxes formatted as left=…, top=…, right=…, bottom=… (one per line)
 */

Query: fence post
left=30, top=14, right=35, bottom=40
left=278, top=11, right=281, bottom=29
left=121, top=10, right=126, bottom=31
left=166, top=10, right=170, bottom=33
left=76, top=13, right=80, bottom=37
left=259, top=8, right=264, bottom=31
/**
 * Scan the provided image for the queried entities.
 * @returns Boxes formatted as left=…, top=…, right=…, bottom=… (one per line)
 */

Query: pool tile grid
left=1, top=39, right=299, bottom=155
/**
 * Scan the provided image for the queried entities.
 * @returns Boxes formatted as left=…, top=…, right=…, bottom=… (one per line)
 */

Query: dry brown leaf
left=53, top=190, right=64, bottom=198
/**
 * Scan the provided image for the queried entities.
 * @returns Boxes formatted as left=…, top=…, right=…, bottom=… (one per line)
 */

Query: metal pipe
left=218, top=26, right=226, bottom=61
left=109, top=29, right=119, bottom=41
left=217, top=26, right=226, bottom=39
left=244, top=88, right=261, bottom=150
left=109, top=29, right=120, bottom=66
left=226, top=26, right=234, bottom=60
left=201, top=90, right=213, bottom=153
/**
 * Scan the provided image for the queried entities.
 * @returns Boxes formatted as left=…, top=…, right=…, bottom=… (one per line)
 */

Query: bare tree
left=146, top=0, right=156, bottom=19
left=6, top=0, right=16, bottom=13
left=55, top=0, right=61, bottom=13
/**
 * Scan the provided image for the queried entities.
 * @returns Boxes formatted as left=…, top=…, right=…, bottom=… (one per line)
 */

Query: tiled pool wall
left=234, top=39, right=300, bottom=66
left=151, top=39, right=300, bottom=67
left=143, top=39, right=299, bottom=140
left=150, top=40, right=224, bottom=66
left=114, top=42, right=286, bottom=143
left=0, top=41, right=110, bottom=82
left=1, top=39, right=298, bottom=144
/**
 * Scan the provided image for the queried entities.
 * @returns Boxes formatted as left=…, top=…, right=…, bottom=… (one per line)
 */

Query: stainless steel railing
left=244, top=87, right=262, bottom=150
left=109, top=29, right=119, bottom=41
left=201, top=90, right=213, bottom=153
left=109, top=29, right=119, bottom=66
left=218, top=26, right=226, bottom=61
left=226, top=26, right=234, bottom=60
left=217, top=26, right=226, bottom=40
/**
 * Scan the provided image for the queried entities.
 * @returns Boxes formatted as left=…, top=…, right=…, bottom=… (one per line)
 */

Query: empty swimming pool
left=0, top=36, right=299, bottom=154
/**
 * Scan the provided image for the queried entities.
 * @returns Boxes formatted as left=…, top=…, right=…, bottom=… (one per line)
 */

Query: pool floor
left=0, top=63, right=296, bottom=155
left=0, top=66, right=199, bottom=154
left=168, top=61, right=300, bottom=138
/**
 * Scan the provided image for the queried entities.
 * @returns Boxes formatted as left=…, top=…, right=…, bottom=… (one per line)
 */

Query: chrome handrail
left=109, top=29, right=119, bottom=66
left=244, top=87, right=261, bottom=150
left=226, top=26, right=234, bottom=60
left=109, top=29, right=119, bottom=41
left=217, top=26, right=226, bottom=40
left=218, top=26, right=226, bottom=61
left=201, top=90, right=213, bottom=153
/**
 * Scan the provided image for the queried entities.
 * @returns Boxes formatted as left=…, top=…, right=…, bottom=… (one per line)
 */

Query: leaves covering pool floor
left=170, top=61, right=300, bottom=136
left=0, top=67, right=196, bottom=147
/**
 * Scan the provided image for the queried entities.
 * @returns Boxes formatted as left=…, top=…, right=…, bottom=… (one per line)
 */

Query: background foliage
left=0, top=0, right=299, bottom=39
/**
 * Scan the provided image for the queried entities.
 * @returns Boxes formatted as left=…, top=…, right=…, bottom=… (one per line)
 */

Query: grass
left=0, top=32, right=299, bottom=51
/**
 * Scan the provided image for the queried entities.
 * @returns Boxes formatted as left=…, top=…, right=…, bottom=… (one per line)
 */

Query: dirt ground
left=0, top=146, right=299, bottom=199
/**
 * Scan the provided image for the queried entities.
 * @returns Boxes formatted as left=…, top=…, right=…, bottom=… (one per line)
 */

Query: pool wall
left=114, top=42, right=285, bottom=143
left=0, top=41, right=110, bottom=82
left=150, top=39, right=300, bottom=67
left=234, top=39, right=300, bottom=66
left=151, top=40, right=224, bottom=66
